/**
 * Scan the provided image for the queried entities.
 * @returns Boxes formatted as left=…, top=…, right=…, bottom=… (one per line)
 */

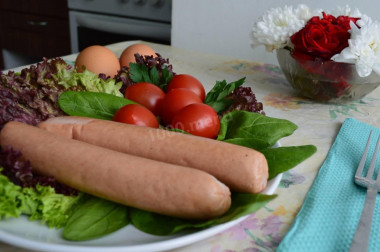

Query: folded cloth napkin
left=277, top=118, right=380, bottom=252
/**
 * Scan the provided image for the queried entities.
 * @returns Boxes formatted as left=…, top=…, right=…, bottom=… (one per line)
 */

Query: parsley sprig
left=204, top=77, right=246, bottom=113
left=128, top=63, right=173, bottom=91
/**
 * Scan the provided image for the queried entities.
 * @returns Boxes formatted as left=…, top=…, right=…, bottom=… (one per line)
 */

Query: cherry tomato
left=171, top=103, right=220, bottom=138
left=159, top=88, right=202, bottom=125
left=113, top=104, right=159, bottom=128
left=124, top=82, right=165, bottom=115
left=167, top=74, right=206, bottom=101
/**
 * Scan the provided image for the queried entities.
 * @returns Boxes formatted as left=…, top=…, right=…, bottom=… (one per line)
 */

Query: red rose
left=290, top=13, right=359, bottom=61
left=336, top=15, right=360, bottom=30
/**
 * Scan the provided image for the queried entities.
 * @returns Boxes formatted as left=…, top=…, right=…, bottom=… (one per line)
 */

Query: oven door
left=69, top=11, right=171, bottom=53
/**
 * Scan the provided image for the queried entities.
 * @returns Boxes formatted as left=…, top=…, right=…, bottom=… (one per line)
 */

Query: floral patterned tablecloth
left=2, top=41, right=380, bottom=252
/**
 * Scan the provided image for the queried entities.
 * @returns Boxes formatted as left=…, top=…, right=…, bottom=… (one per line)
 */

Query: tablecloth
left=2, top=40, right=380, bottom=252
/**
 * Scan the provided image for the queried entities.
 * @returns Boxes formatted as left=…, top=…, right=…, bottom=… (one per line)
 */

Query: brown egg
left=75, top=45, right=120, bottom=77
left=119, top=43, right=156, bottom=68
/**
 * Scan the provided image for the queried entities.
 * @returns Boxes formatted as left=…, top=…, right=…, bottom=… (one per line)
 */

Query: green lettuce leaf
left=0, top=174, right=25, bottom=219
left=57, top=68, right=123, bottom=97
left=0, top=172, right=80, bottom=228
left=26, top=185, right=81, bottom=228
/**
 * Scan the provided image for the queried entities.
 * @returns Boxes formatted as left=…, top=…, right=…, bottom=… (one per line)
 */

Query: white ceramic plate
left=0, top=143, right=283, bottom=252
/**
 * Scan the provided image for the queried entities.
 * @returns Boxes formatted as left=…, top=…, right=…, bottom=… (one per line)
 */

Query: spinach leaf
left=130, top=208, right=194, bottom=236
left=204, top=78, right=245, bottom=113
left=130, top=193, right=276, bottom=236
left=262, top=145, right=317, bottom=179
left=63, top=195, right=129, bottom=241
left=58, top=91, right=135, bottom=120
left=217, top=111, right=316, bottom=179
left=160, top=126, right=190, bottom=134
left=217, top=111, right=298, bottom=149
left=222, top=138, right=270, bottom=150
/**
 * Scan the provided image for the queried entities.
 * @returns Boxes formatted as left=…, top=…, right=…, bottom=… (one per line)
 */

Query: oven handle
left=75, top=15, right=171, bottom=40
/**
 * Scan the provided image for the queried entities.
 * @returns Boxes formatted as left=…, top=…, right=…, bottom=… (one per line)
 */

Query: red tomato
left=167, top=74, right=206, bottom=101
left=159, top=88, right=202, bottom=125
left=171, top=103, right=220, bottom=138
left=113, top=104, right=159, bottom=128
left=124, top=82, right=165, bottom=115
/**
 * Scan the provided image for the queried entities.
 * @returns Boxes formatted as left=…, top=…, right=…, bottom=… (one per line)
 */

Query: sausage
left=37, top=116, right=269, bottom=193
left=0, top=121, right=231, bottom=219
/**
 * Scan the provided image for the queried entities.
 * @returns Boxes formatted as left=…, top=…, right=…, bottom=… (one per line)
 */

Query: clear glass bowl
left=276, top=48, right=380, bottom=103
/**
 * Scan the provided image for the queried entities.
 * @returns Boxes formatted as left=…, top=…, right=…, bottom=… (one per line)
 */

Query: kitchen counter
left=2, top=40, right=380, bottom=252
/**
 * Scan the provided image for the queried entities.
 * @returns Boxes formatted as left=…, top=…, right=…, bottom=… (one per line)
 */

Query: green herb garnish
left=129, top=63, right=173, bottom=91
left=204, top=78, right=246, bottom=113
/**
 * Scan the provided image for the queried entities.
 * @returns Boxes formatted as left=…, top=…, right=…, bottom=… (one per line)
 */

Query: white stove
left=68, top=0, right=172, bottom=53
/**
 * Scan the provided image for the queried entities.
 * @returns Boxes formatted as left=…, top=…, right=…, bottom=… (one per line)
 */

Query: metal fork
left=349, top=131, right=380, bottom=252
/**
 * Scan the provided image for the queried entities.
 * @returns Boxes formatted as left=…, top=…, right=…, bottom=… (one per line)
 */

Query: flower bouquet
left=250, top=5, right=380, bottom=102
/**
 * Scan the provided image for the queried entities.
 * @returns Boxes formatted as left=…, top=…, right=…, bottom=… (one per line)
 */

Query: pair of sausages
left=37, top=116, right=269, bottom=193
left=1, top=116, right=268, bottom=219
left=1, top=121, right=231, bottom=219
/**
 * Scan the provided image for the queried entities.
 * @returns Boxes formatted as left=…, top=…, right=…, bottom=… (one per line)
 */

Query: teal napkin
left=277, top=118, right=380, bottom=252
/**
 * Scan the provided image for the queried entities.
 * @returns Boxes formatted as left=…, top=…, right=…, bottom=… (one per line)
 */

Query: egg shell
left=120, top=43, right=156, bottom=68
left=75, top=45, right=120, bottom=77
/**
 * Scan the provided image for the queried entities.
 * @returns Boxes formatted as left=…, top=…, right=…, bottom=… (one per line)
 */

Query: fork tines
left=355, top=131, right=380, bottom=187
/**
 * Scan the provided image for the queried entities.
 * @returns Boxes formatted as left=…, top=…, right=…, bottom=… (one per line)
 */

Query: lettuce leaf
left=0, top=174, right=25, bottom=219
left=58, top=69, right=123, bottom=97
left=0, top=58, right=123, bottom=129
left=0, top=172, right=80, bottom=228
left=26, top=185, right=81, bottom=228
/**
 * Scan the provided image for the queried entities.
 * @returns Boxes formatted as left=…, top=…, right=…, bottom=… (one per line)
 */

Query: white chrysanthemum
left=332, top=21, right=380, bottom=77
left=330, top=5, right=371, bottom=28
left=295, top=4, right=322, bottom=21
left=330, top=5, right=363, bottom=17
left=249, top=4, right=320, bottom=52
left=357, top=15, right=372, bottom=28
